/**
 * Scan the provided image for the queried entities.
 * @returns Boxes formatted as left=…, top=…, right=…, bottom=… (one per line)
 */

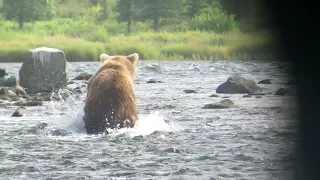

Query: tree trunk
left=153, top=0, right=159, bottom=32
left=18, top=13, right=24, bottom=29
left=127, top=0, right=132, bottom=35
left=153, top=17, right=159, bottom=32
left=127, top=19, right=131, bottom=35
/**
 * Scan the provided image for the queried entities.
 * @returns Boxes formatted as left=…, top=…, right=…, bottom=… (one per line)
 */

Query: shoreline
left=0, top=31, right=279, bottom=62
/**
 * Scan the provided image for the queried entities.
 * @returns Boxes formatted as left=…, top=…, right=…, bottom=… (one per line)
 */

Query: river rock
left=25, top=101, right=43, bottom=106
left=146, top=79, right=164, bottom=83
left=275, top=87, right=296, bottom=96
left=209, top=94, right=219, bottom=97
left=0, top=68, right=8, bottom=78
left=0, top=88, right=8, bottom=96
left=0, top=88, right=19, bottom=101
left=30, top=93, right=52, bottom=102
left=146, top=79, right=157, bottom=83
left=9, top=85, right=27, bottom=97
left=275, top=88, right=290, bottom=95
left=216, top=76, right=261, bottom=94
left=73, top=73, right=92, bottom=80
left=0, top=76, right=18, bottom=87
left=67, top=80, right=75, bottom=85
left=183, top=89, right=197, bottom=93
left=257, top=79, right=272, bottom=84
left=248, top=92, right=267, bottom=96
left=7, top=89, right=17, bottom=98
left=202, top=99, right=235, bottom=109
left=19, top=47, right=67, bottom=93
left=12, top=107, right=27, bottom=117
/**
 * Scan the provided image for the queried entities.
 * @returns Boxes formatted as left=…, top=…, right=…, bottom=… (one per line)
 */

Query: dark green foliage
left=219, top=0, right=272, bottom=32
left=184, top=0, right=208, bottom=18
left=135, top=0, right=183, bottom=32
left=116, top=0, right=136, bottom=34
left=0, top=0, right=272, bottom=35
left=98, top=0, right=108, bottom=21
left=1, top=0, right=53, bottom=29
left=188, top=7, right=238, bottom=33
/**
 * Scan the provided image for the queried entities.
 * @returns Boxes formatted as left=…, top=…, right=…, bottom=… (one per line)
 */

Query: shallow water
left=0, top=60, right=297, bottom=180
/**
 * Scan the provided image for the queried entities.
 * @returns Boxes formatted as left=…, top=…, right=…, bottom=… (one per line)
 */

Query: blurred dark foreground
left=263, top=1, right=320, bottom=179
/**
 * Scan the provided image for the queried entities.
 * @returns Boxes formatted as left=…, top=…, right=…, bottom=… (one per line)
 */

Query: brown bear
left=83, top=53, right=139, bottom=134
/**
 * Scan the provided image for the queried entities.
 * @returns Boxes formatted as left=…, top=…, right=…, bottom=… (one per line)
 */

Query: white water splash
left=46, top=90, right=176, bottom=138
left=107, top=111, right=175, bottom=138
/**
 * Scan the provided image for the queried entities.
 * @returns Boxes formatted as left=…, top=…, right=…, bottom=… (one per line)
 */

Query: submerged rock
left=257, top=79, right=272, bottom=84
left=183, top=89, right=197, bottom=93
left=147, top=79, right=157, bottom=83
left=26, top=101, right=43, bottom=106
left=30, top=93, right=52, bottom=101
left=202, top=99, right=235, bottom=109
left=73, top=73, right=92, bottom=81
left=15, top=100, right=43, bottom=107
left=67, top=80, right=75, bottom=85
left=12, top=107, right=27, bottom=117
left=248, top=92, right=267, bottom=96
left=209, top=94, right=219, bottom=97
left=19, top=47, right=67, bottom=93
left=216, top=76, right=261, bottom=94
left=275, top=87, right=296, bottom=96
left=275, top=88, right=288, bottom=95
left=146, top=79, right=164, bottom=83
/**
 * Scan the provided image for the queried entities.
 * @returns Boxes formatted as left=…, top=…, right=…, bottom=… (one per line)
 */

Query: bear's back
left=83, top=59, right=138, bottom=134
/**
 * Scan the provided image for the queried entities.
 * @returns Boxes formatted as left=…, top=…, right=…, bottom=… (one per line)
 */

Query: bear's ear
left=100, top=53, right=110, bottom=62
left=127, top=53, right=139, bottom=64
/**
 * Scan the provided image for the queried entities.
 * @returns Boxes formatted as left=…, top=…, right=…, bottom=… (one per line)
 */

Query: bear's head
left=99, top=53, right=139, bottom=78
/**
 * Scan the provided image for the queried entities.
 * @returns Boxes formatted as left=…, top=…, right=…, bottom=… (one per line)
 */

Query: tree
left=184, top=0, right=208, bottom=18
left=1, top=0, right=52, bottom=29
left=93, top=0, right=118, bottom=22
left=136, top=0, right=182, bottom=32
left=219, top=0, right=272, bottom=31
left=98, top=0, right=108, bottom=21
left=116, top=0, right=136, bottom=34
left=54, top=0, right=92, bottom=19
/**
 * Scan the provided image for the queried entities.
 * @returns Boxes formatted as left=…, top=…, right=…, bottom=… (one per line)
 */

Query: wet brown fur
left=83, top=53, right=139, bottom=134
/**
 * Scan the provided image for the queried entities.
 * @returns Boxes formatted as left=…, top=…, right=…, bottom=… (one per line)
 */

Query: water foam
left=106, top=111, right=173, bottom=138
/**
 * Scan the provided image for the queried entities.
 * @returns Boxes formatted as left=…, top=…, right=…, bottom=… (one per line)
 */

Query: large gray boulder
left=19, top=47, right=67, bottom=93
left=216, top=76, right=261, bottom=94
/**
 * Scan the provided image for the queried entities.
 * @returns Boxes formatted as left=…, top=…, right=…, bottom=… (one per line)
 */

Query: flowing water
left=0, top=60, right=298, bottom=180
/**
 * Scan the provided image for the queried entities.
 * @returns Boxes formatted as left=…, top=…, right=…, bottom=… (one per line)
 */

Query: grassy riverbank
left=0, top=20, right=279, bottom=62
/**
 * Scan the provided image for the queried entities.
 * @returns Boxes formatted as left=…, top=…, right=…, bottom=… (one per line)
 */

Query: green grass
left=0, top=19, right=279, bottom=62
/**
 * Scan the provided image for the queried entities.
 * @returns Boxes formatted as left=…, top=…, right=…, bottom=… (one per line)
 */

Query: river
left=0, top=60, right=297, bottom=180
